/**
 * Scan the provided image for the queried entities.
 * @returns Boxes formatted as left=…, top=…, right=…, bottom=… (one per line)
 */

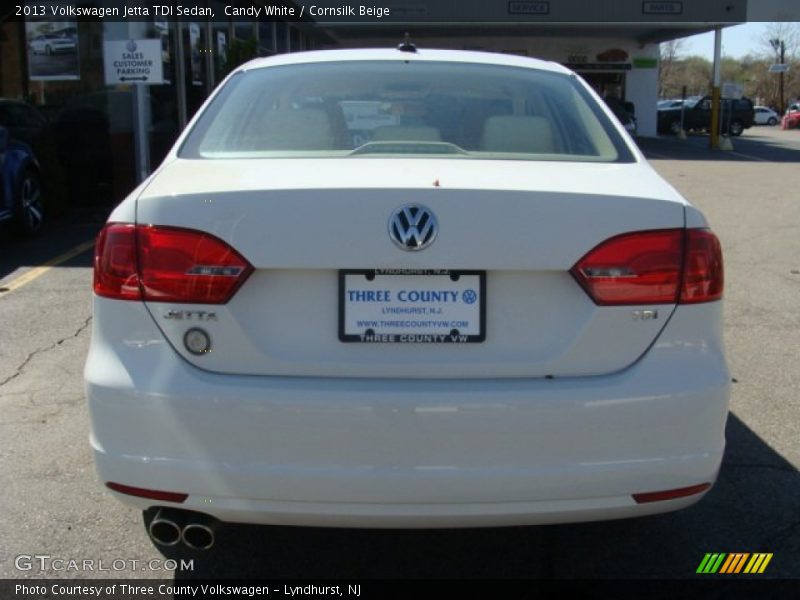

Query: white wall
left=620, top=43, right=660, bottom=138
left=626, top=59, right=660, bottom=137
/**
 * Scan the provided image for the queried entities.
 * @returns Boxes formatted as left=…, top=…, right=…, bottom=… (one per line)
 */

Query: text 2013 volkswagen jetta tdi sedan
left=86, top=48, right=729, bottom=550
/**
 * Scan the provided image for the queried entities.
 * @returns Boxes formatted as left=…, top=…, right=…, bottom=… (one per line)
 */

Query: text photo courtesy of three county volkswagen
left=1, top=0, right=799, bottom=589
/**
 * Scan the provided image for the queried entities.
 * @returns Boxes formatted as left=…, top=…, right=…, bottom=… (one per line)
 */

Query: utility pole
left=770, top=38, right=786, bottom=114
left=710, top=27, right=722, bottom=149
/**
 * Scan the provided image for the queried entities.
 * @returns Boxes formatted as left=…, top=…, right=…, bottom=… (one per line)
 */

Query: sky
left=679, top=23, right=783, bottom=60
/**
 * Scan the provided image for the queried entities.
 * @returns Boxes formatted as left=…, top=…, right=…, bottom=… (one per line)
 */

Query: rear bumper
left=86, top=297, right=730, bottom=527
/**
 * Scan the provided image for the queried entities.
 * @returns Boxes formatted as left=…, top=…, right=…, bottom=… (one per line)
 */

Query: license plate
left=339, top=270, right=485, bottom=343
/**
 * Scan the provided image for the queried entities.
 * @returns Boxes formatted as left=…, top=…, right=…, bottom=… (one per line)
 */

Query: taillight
left=680, top=229, right=724, bottom=303
left=571, top=229, right=683, bottom=305
left=136, top=226, right=253, bottom=303
left=94, top=224, right=140, bottom=300
left=571, top=228, right=723, bottom=306
left=93, top=224, right=253, bottom=304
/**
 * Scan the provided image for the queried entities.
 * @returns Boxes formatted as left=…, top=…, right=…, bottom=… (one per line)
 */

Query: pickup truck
left=657, top=95, right=755, bottom=136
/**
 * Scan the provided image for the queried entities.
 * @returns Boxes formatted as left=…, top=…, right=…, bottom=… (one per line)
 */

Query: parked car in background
left=0, top=98, right=67, bottom=215
left=0, top=126, right=44, bottom=235
left=603, top=96, right=637, bottom=135
left=657, top=95, right=755, bottom=136
left=88, top=48, right=729, bottom=550
left=782, top=103, right=800, bottom=130
left=657, top=99, right=683, bottom=110
left=753, top=106, right=779, bottom=126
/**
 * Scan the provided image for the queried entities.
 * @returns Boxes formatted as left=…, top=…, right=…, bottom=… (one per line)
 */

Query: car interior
left=189, top=61, right=624, bottom=161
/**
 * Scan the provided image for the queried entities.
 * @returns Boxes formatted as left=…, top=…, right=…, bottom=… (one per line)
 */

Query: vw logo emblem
left=388, top=204, right=438, bottom=251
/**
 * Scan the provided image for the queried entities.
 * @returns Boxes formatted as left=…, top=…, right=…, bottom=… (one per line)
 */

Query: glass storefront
left=0, top=14, right=319, bottom=214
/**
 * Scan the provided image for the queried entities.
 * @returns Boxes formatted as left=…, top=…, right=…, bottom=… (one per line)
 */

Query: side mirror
left=0, top=126, right=8, bottom=153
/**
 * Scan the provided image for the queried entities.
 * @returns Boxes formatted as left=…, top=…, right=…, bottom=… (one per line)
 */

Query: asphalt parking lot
left=0, top=125, right=798, bottom=581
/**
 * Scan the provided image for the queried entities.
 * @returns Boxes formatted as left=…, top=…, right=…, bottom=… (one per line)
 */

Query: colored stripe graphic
left=720, top=553, right=750, bottom=574
left=758, top=554, right=773, bottom=573
left=697, top=553, right=727, bottom=574
left=719, top=554, right=736, bottom=573
left=710, top=553, right=726, bottom=573
left=744, top=554, right=761, bottom=574
left=699, top=553, right=773, bottom=574
left=735, top=553, right=749, bottom=573
left=743, top=553, right=773, bottom=574
left=696, top=554, right=712, bottom=573
left=696, top=554, right=713, bottom=573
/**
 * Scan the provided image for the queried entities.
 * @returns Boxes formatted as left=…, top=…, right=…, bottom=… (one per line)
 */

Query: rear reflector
left=571, top=228, right=723, bottom=306
left=106, top=482, right=188, bottom=503
left=94, top=224, right=253, bottom=304
left=632, top=483, right=711, bottom=504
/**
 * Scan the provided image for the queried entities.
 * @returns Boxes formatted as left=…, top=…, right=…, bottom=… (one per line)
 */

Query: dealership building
left=0, top=0, right=795, bottom=209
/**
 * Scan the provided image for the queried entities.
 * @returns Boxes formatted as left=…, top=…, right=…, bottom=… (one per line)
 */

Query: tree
left=760, top=22, right=800, bottom=59
left=658, top=24, right=800, bottom=108
left=659, top=38, right=687, bottom=98
left=759, top=22, right=800, bottom=111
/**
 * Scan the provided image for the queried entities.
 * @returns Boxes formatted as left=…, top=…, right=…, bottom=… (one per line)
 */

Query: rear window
left=180, top=60, right=634, bottom=163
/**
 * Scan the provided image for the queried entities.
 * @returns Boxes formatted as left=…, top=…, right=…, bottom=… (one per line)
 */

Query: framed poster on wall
left=25, top=19, right=80, bottom=81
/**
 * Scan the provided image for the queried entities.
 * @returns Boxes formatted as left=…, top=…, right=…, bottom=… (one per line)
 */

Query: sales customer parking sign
left=104, top=39, right=163, bottom=84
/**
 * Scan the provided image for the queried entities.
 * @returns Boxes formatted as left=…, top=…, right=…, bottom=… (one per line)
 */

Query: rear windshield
left=180, top=60, right=634, bottom=163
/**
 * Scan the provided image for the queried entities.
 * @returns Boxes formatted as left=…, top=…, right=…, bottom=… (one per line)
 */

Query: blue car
left=0, top=125, right=44, bottom=236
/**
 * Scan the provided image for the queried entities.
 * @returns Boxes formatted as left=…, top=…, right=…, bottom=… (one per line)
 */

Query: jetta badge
left=388, top=204, right=438, bottom=251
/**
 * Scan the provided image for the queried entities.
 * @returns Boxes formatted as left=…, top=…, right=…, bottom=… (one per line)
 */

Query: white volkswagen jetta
left=86, top=47, right=729, bottom=550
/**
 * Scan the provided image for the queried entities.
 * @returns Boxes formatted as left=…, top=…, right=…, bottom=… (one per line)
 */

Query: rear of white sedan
left=85, top=48, right=729, bottom=549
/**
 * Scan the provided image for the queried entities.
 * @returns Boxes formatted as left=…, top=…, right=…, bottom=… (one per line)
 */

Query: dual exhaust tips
left=149, top=508, right=217, bottom=550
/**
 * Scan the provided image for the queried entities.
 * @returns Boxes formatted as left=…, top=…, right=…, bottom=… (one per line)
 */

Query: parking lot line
left=1, top=239, right=95, bottom=293
left=727, top=151, right=771, bottom=163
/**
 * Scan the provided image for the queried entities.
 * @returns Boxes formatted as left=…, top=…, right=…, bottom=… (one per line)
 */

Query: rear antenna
left=397, top=32, right=417, bottom=53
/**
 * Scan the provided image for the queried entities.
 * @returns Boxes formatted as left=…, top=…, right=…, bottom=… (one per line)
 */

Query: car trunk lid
left=135, top=158, right=686, bottom=378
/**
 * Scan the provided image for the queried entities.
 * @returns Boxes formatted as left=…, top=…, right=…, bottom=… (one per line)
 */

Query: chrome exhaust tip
left=182, top=521, right=215, bottom=551
left=148, top=509, right=182, bottom=547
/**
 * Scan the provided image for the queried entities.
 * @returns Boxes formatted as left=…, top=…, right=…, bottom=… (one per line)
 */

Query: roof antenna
left=397, top=32, right=417, bottom=53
